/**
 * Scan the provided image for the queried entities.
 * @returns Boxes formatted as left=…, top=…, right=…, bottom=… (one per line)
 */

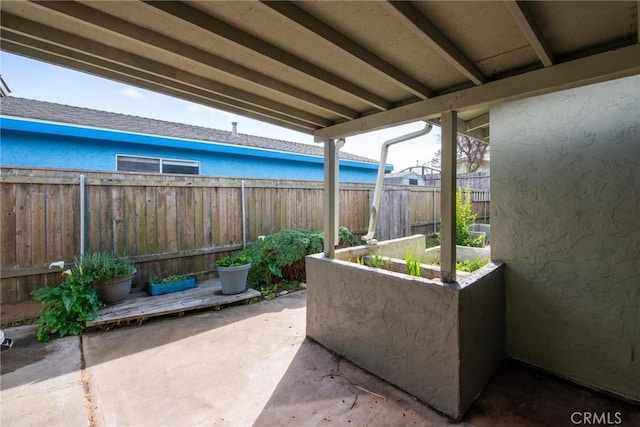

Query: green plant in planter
left=216, top=255, right=251, bottom=267
left=80, top=252, right=136, bottom=279
left=148, top=274, right=189, bottom=285
left=31, top=261, right=102, bottom=342
left=149, top=274, right=188, bottom=285
left=456, top=258, right=489, bottom=273
left=80, top=252, right=136, bottom=305
left=405, top=250, right=421, bottom=277
left=368, top=252, right=387, bottom=269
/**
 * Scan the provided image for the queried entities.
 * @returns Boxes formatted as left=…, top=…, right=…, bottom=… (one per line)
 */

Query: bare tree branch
left=430, top=135, right=489, bottom=173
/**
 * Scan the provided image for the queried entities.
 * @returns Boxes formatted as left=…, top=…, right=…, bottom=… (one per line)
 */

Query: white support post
left=441, top=111, right=457, bottom=282
left=323, top=139, right=341, bottom=257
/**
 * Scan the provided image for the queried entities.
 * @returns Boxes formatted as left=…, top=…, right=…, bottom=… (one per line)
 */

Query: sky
left=0, top=52, right=441, bottom=172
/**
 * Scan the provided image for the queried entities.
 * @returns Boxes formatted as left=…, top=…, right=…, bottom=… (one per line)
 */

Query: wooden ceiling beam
left=385, top=1, right=486, bottom=85
left=314, top=44, right=640, bottom=141
left=260, top=1, right=433, bottom=99
left=144, top=1, right=392, bottom=111
left=465, top=113, right=490, bottom=132
left=504, top=1, right=554, bottom=67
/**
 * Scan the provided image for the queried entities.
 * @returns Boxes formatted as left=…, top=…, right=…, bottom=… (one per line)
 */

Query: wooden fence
left=0, top=167, right=489, bottom=311
left=423, top=172, right=490, bottom=190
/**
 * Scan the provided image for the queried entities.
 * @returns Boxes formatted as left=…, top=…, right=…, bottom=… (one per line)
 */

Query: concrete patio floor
left=2, top=290, right=638, bottom=426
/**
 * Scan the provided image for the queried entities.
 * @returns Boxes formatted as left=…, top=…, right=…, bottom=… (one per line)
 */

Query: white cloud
left=186, top=102, right=207, bottom=113
left=120, top=87, right=144, bottom=100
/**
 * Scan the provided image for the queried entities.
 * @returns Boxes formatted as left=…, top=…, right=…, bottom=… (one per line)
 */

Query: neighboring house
left=0, top=97, right=387, bottom=183
left=383, top=170, right=426, bottom=186
left=390, top=164, right=490, bottom=190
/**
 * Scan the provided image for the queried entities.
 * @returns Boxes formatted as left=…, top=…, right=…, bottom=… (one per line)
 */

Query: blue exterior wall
left=0, top=118, right=388, bottom=182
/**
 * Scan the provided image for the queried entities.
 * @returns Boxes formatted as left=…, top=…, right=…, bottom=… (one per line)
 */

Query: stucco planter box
left=306, top=235, right=504, bottom=420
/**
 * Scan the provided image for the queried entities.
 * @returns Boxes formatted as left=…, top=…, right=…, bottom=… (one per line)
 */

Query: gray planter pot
left=94, top=271, right=135, bottom=305
left=217, top=263, right=251, bottom=295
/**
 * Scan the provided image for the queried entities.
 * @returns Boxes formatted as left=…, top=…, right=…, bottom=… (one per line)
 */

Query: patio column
left=323, top=138, right=343, bottom=257
left=441, top=111, right=457, bottom=282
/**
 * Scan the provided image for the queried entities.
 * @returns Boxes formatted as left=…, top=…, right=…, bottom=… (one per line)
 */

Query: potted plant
left=216, top=254, right=251, bottom=295
left=147, top=274, right=196, bottom=296
left=81, top=252, right=136, bottom=305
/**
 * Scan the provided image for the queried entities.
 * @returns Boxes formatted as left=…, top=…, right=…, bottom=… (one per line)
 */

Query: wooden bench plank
left=86, top=280, right=260, bottom=327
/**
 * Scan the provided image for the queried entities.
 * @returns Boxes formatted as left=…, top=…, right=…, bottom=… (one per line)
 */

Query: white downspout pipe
left=362, top=122, right=433, bottom=244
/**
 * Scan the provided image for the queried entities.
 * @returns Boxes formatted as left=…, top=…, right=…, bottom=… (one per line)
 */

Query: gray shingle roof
left=0, top=97, right=376, bottom=163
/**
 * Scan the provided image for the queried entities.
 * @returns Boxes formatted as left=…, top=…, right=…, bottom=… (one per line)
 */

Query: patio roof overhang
left=1, top=1, right=638, bottom=143
left=1, top=0, right=639, bottom=275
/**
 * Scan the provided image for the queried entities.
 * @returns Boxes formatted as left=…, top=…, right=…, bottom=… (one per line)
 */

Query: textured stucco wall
left=491, top=75, right=640, bottom=401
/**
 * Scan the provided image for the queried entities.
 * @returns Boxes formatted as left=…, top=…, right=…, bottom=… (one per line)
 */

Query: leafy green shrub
left=32, top=261, right=102, bottom=342
left=338, top=226, right=360, bottom=247
left=237, top=226, right=357, bottom=290
left=456, top=187, right=484, bottom=247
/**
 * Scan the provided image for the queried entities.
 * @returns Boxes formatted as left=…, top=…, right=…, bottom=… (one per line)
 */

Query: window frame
left=116, top=154, right=200, bottom=175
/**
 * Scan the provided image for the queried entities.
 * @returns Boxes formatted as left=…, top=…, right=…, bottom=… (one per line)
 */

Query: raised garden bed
left=306, top=234, right=504, bottom=420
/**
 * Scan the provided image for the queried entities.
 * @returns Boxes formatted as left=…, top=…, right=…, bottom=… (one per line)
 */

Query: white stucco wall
left=491, top=75, right=640, bottom=401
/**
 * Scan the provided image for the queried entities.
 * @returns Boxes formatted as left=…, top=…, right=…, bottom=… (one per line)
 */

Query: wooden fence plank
left=210, top=187, right=219, bottom=247
left=46, top=184, right=62, bottom=262
left=61, top=183, right=77, bottom=260
left=193, top=186, right=204, bottom=272
left=217, top=187, right=229, bottom=247
left=1, top=179, right=17, bottom=269
left=112, top=186, right=126, bottom=254
left=0, top=175, right=19, bottom=304
left=155, top=186, right=168, bottom=254
left=123, top=186, right=137, bottom=255
left=165, top=186, right=178, bottom=254
left=15, top=184, right=33, bottom=271
left=31, top=184, right=47, bottom=272
left=101, top=184, right=115, bottom=253
left=134, top=186, right=147, bottom=255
